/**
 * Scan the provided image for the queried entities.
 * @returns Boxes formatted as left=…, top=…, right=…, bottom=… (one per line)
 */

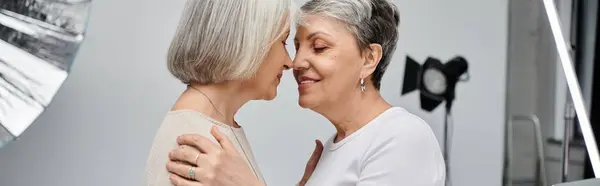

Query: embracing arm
left=166, top=126, right=323, bottom=186
left=166, top=126, right=265, bottom=186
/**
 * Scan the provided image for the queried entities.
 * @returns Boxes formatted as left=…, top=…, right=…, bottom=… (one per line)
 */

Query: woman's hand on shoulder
left=166, top=126, right=264, bottom=186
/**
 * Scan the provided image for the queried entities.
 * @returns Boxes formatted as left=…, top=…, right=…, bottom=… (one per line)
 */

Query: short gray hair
left=168, top=0, right=293, bottom=84
left=299, top=0, right=400, bottom=89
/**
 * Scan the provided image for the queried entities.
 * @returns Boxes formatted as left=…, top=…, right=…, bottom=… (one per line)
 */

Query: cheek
left=315, top=55, right=360, bottom=95
left=259, top=56, right=284, bottom=80
left=245, top=74, right=275, bottom=97
left=248, top=67, right=277, bottom=93
left=328, top=54, right=336, bottom=61
left=257, top=70, right=277, bottom=87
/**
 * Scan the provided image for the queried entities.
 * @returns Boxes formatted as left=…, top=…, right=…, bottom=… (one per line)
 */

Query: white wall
left=385, top=1, right=508, bottom=185
left=0, top=0, right=509, bottom=186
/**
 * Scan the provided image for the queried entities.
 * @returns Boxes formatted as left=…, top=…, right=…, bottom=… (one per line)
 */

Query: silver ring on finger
left=188, top=166, right=196, bottom=180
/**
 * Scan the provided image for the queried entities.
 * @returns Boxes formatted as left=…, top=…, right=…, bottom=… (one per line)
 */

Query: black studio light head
left=401, top=55, right=469, bottom=112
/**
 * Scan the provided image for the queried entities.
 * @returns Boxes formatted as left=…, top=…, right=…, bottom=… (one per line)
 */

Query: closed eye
left=314, top=47, right=327, bottom=53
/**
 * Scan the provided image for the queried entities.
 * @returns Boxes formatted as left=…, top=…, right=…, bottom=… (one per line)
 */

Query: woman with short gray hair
left=165, top=0, right=446, bottom=186
left=145, top=0, right=295, bottom=185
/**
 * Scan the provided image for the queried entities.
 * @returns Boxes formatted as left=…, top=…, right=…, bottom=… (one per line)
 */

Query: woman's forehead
left=296, top=14, right=348, bottom=33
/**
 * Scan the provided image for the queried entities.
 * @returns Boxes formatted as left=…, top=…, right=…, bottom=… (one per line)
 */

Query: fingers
left=169, top=145, right=202, bottom=166
left=308, top=140, right=324, bottom=167
left=166, top=161, right=194, bottom=180
left=166, top=161, right=210, bottom=183
left=210, top=126, right=236, bottom=152
left=169, top=173, right=204, bottom=186
left=301, top=140, right=324, bottom=182
left=177, top=133, right=219, bottom=154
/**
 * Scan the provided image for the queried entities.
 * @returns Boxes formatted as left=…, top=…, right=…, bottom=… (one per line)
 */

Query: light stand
left=443, top=107, right=452, bottom=185
left=443, top=100, right=454, bottom=186
left=401, top=55, right=469, bottom=186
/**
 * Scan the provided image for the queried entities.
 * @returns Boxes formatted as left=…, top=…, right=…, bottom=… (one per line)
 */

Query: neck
left=314, top=88, right=392, bottom=143
left=174, top=82, right=250, bottom=127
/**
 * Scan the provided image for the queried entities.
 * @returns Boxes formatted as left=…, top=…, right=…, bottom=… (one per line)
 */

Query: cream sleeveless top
left=145, top=110, right=264, bottom=186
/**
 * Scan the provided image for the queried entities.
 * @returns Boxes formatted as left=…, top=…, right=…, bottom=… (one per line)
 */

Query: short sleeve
left=357, top=119, right=445, bottom=186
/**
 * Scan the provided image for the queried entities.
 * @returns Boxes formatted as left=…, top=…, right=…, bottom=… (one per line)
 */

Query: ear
left=361, top=44, right=383, bottom=79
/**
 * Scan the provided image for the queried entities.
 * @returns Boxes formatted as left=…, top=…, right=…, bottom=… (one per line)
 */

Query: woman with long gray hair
left=164, top=0, right=446, bottom=185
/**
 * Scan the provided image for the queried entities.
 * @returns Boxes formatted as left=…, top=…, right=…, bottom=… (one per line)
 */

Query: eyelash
left=293, top=42, right=328, bottom=53
left=313, top=46, right=327, bottom=53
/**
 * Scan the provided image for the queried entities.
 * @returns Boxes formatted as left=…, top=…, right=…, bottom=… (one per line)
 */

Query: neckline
left=328, top=107, right=401, bottom=151
left=169, top=109, right=244, bottom=131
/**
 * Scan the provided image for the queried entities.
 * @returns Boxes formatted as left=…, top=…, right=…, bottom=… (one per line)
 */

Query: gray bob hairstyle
left=299, top=0, right=400, bottom=90
left=167, top=0, right=293, bottom=84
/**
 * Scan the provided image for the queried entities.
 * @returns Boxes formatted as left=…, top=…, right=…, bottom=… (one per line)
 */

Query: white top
left=145, top=110, right=263, bottom=186
left=305, top=107, right=446, bottom=186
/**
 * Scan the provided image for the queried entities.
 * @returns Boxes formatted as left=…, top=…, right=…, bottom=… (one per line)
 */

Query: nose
left=283, top=51, right=293, bottom=70
left=292, top=50, right=309, bottom=70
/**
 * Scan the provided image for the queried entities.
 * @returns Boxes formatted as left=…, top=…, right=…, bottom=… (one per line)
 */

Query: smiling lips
left=296, top=75, right=320, bottom=91
left=275, top=73, right=321, bottom=91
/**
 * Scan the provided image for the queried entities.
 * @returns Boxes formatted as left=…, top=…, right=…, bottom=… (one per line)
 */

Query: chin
left=297, top=96, right=317, bottom=108
left=261, top=90, right=277, bottom=100
left=263, top=95, right=276, bottom=100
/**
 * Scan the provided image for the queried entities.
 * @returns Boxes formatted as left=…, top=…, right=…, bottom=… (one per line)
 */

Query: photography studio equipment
left=401, top=55, right=470, bottom=185
left=0, top=0, right=92, bottom=149
left=401, top=56, right=469, bottom=112
left=540, top=0, right=600, bottom=185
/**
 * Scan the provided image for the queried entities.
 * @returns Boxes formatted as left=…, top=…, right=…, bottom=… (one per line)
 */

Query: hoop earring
left=360, top=78, right=366, bottom=92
